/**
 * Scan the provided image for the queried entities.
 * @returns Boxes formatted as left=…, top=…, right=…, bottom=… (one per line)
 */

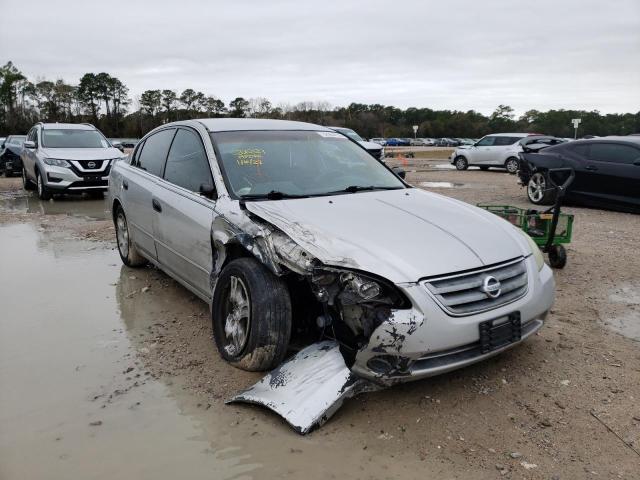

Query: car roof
left=487, top=133, right=531, bottom=137
left=570, top=136, right=640, bottom=145
left=195, top=118, right=332, bottom=133
left=40, top=123, right=96, bottom=130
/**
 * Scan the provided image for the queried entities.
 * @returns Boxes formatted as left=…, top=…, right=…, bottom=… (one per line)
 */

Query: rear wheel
left=505, top=157, right=519, bottom=174
left=454, top=156, right=468, bottom=170
left=36, top=170, right=52, bottom=200
left=22, top=168, right=36, bottom=191
left=527, top=172, right=556, bottom=205
left=212, top=257, right=292, bottom=371
left=115, top=206, right=147, bottom=267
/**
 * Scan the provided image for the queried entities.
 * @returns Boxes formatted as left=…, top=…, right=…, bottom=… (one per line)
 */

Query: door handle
left=585, top=165, right=598, bottom=171
left=152, top=199, right=162, bottom=213
left=122, top=179, right=128, bottom=190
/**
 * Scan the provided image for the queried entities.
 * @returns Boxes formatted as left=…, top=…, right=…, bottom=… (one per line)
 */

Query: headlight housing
left=516, top=227, right=545, bottom=271
left=43, top=158, right=71, bottom=168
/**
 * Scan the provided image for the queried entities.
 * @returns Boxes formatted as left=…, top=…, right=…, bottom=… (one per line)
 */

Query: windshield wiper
left=322, top=185, right=405, bottom=195
left=239, top=190, right=310, bottom=201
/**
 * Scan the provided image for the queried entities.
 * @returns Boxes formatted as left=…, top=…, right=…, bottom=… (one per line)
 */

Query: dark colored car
left=518, top=137, right=640, bottom=213
left=0, top=135, right=27, bottom=176
left=384, top=138, right=410, bottom=146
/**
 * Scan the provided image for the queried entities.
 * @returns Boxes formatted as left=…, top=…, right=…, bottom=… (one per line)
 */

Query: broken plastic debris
left=227, top=340, right=378, bottom=434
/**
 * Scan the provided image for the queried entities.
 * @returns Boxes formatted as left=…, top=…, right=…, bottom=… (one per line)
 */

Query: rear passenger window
left=493, top=136, right=520, bottom=146
left=164, top=129, right=213, bottom=193
left=136, top=129, right=176, bottom=177
left=570, top=144, right=590, bottom=157
left=589, top=143, right=640, bottom=165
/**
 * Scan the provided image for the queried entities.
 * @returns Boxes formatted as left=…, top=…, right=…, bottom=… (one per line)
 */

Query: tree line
left=1, top=61, right=638, bottom=139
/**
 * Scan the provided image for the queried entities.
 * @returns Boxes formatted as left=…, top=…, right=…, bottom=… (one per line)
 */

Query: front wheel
left=36, top=170, right=52, bottom=200
left=505, top=157, right=519, bottom=174
left=527, top=172, right=556, bottom=205
left=212, top=257, right=291, bottom=371
left=454, top=156, right=468, bottom=170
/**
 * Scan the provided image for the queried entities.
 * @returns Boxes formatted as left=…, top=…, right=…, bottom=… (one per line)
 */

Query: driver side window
left=476, top=136, right=496, bottom=147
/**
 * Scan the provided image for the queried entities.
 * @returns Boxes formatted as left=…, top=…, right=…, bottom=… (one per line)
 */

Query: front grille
left=78, top=160, right=105, bottom=169
left=68, top=163, right=111, bottom=178
left=423, top=258, right=528, bottom=316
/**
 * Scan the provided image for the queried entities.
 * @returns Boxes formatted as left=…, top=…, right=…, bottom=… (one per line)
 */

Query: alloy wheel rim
left=507, top=160, right=518, bottom=173
left=116, top=213, right=129, bottom=258
left=528, top=173, right=545, bottom=202
left=223, top=275, right=250, bottom=356
left=456, top=158, right=466, bottom=169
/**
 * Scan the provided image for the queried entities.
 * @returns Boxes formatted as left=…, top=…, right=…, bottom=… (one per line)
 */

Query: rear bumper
left=352, top=257, right=555, bottom=385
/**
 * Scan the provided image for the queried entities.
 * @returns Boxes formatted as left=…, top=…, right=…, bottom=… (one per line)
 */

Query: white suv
left=450, top=133, right=531, bottom=173
left=21, top=123, right=125, bottom=199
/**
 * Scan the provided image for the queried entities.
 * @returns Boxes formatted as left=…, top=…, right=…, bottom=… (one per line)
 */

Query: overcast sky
left=1, top=0, right=638, bottom=115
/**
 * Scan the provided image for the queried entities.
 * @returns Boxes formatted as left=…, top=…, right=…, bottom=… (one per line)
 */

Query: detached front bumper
left=352, top=256, right=555, bottom=384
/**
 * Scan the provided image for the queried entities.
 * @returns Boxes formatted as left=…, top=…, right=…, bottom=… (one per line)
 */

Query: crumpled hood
left=40, top=147, right=123, bottom=161
left=245, top=188, right=530, bottom=283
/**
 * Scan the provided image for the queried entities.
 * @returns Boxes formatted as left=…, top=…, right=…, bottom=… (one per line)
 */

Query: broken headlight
left=311, top=268, right=409, bottom=308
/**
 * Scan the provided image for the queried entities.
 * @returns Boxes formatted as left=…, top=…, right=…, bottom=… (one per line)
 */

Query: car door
left=22, top=128, right=37, bottom=179
left=123, top=128, right=176, bottom=260
left=153, top=127, right=216, bottom=300
left=469, top=135, right=496, bottom=164
left=585, top=142, right=640, bottom=208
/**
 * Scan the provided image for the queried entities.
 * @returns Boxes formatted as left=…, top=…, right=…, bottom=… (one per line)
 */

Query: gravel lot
left=1, top=157, right=639, bottom=480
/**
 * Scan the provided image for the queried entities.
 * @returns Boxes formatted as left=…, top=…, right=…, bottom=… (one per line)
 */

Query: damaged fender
left=227, top=341, right=379, bottom=434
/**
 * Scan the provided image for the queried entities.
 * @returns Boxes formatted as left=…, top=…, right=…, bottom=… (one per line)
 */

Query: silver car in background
left=21, top=122, right=124, bottom=199
left=108, top=118, right=555, bottom=430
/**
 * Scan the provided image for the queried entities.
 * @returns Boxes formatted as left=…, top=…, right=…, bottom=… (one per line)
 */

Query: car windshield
left=42, top=129, right=110, bottom=148
left=8, top=136, right=26, bottom=146
left=211, top=130, right=405, bottom=198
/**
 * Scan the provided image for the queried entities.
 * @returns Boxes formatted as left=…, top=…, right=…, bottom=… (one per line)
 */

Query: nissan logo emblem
left=87, top=161, right=96, bottom=168
left=481, top=275, right=502, bottom=299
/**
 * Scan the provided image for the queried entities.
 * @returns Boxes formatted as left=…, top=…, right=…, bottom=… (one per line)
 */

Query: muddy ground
left=1, top=158, right=639, bottom=480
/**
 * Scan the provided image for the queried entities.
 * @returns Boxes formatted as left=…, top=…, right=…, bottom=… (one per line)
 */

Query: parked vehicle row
left=328, top=127, right=384, bottom=161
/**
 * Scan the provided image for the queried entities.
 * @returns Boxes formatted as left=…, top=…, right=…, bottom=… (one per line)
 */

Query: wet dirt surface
left=1, top=172, right=640, bottom=479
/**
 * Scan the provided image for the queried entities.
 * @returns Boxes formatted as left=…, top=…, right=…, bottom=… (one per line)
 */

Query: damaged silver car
left=108, top=119, right=555, bottom=433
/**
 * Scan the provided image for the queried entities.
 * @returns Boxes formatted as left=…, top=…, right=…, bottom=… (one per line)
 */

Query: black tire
left=527, top=172, right=556, bottom=205
left=479, top=166, right=490, bottom=171
left=22, top=168, right=36, bottom=191
left=212, top=257, right=292, bottom=372
left=454, top=156, right=468, bottom=170
left=114, top=206, right=147, bottom=267
left=35, top=169, right=52, bottom=200
left=505, top=157, right=519, bottom=174
left=548, top=245, right=567, bottom=269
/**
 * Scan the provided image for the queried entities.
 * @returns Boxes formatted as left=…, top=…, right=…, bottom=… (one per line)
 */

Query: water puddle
left=0, top=223, right=257, bottom=479
left=601, top=284, right=640, bottom=341
left=420, top=181, right=466, bottom=189
left=0, top=222, right=422, bottom=479
left=0, top=192, right=108, bottom=220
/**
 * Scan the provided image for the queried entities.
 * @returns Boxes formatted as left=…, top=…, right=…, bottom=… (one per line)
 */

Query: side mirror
left=391, top=166, right=406, bottom=179
left=199, top=183, right=216, bottom=200
left=24, top=140, right=36, bottom=149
